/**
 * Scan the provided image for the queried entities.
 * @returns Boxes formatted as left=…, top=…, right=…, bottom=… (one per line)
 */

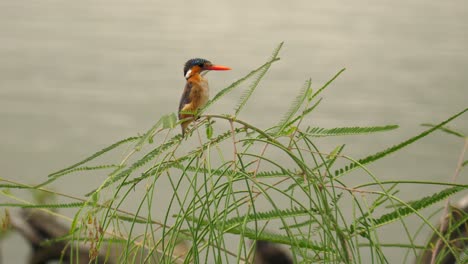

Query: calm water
left=0, top=0, right=467, bottom=262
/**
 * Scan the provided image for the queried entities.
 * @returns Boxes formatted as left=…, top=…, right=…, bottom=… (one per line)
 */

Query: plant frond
left=183, top=214, right=328, bottom=251
left=234, top=42, right=283, bottom=116
left=309, top=68, right=346, bottom=102
left=282, top=219, right=318, bottom=230
left=232, top=226, right=328, bottom=252
left=222, top=207, right=317, bottom=229
left=135, top=117, right=163, bottom=150
left=304, top=125, right=398, bottom=137
left=135, top=113, right=178, bottom=150
left=50, top=164, right=120, bottom=178
left=85, top=135, right=182, bottom=196
left=203, top=56, right=281, bottom=112
left=121, top=129, right=246, bottom=186
left=334, top=108, right=467, bottom=177
left=0, top=184, right=32, bottom=190
left=363, top=186, right=467, bottom=229
left=0, top=202, right=85, bottom=209
left=421, top=123, right=465, bottom=138
left=273, top=79, right=312, bottom=135
left=279, top=98, right=323, bottom=131
left=112, top=214, right=150, bottom=224
left=255, top=169, right=297, bottom=178
left=48, top=136, right=140, bottom=178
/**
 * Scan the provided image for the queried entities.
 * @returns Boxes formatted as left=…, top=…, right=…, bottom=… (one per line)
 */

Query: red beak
left=206, top=65, right=231, bottom=71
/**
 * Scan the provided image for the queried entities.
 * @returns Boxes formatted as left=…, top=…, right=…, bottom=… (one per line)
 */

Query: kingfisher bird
left=178, top=58, right=231, bottom=136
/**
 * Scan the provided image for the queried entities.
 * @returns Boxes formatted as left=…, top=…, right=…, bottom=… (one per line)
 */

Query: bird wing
left=178, top=81, right=193, bottom=119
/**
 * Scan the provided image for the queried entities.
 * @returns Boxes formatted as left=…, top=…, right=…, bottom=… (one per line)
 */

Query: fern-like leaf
left=255, top=169, right=297, bottom=178
left=234, top=42, right=283, bottom=116
left=0, top=202, right=85, bottom=209
left=51, top=164, right=119, bottom=178
left=36, top=164, right=121, bottom=188
left=282, top=219, right=318, bottom=230
left=85, top=135, right=181, bottom=196
left=334, top=108, right=467, bottom=177
left=48, top=136, right=140, bottom=178
left=203, top=52, right=281, bottom=111
left=280, top=98, right=323, bottom=131
left=222, top=207, right=317, bottom=229
left=135, top=112, right=178, bottom=150
left=361, top=186, right=467, bottom=229
left=304, top=125, right=398, bottom=137
left=421, top=123, right=465, bottom=138
left=112, top=213, right=150, bottom=224
left=273, top=79, right=312, bottom=135
left=309, top=68, right=346, bottom=102
left=135, top=117, right=163, bottom=150
left=0, top=184, right=32, bottom=190
left=229, top=225, right=328, bottom=251
left=121, top=129, right=246, bottom=186
left=183, top=215, right=328, bottom=251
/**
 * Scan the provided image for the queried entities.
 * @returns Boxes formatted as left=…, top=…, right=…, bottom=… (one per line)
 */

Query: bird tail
left=181, top=122, right=189, bottom=137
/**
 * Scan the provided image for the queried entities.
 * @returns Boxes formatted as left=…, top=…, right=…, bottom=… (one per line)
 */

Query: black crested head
left=183, top=58, right=211, bottom=77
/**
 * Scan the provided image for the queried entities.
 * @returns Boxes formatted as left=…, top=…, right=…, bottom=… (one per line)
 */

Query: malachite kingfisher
left=178, top=58, right=231, bottom=136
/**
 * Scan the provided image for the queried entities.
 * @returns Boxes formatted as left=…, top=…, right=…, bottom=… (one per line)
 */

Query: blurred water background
left=0, top=0, right=467, bottom=262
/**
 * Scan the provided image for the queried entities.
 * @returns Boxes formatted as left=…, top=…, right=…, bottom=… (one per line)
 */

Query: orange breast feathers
left=178, top=74, right=209, bottom=135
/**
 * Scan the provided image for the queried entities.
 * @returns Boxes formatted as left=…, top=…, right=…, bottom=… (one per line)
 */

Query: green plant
left=1, top=43, right=467, bottom=263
